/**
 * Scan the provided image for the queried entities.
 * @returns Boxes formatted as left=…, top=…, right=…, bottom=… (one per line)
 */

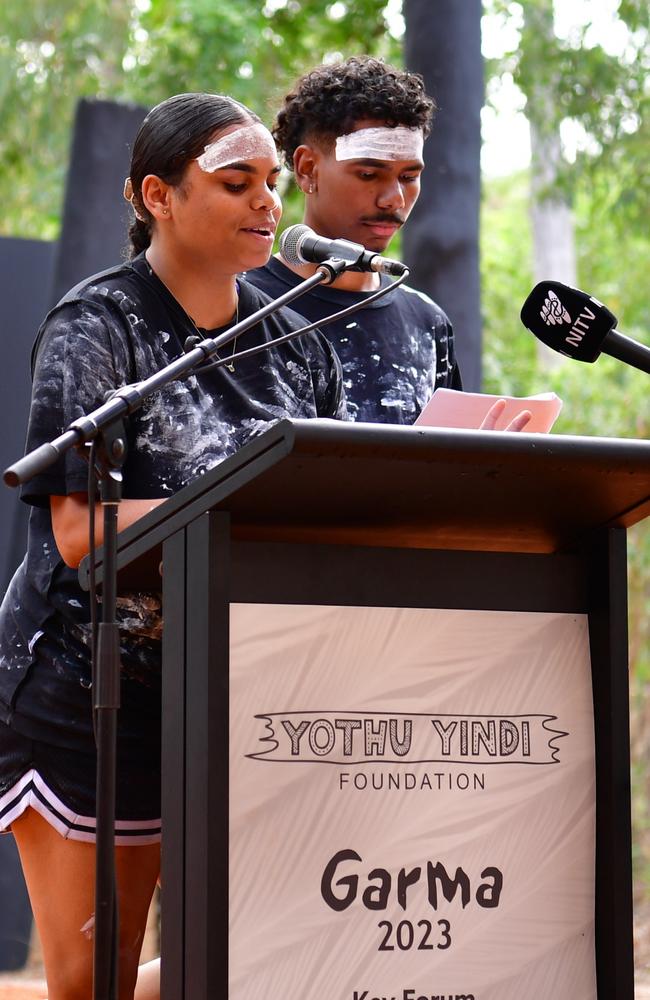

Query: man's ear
left=293, top=144, right=320, bottom=195
left=141, top=174, right=173, bottom=220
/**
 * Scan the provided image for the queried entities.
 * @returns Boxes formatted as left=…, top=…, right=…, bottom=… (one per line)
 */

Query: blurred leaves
left=484, top=0, right=649, bottom=231
left=0, top=0, right=399, bottom=238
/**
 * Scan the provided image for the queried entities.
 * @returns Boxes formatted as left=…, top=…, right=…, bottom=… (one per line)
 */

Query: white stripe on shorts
left=0, top=769, right=161, bottom=845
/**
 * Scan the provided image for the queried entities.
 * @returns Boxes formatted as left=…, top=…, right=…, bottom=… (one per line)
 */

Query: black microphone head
left=520, top=281, right=618, bottom=363
left=279, top=224, right=311, bottom=267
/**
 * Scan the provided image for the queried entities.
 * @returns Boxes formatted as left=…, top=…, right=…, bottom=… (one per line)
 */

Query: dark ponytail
left=125, top=92, right=260, bottom=258
left=127, top=217, right=152, bottom=256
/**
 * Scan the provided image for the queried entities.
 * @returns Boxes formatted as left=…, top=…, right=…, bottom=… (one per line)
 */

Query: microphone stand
left=91, top=420, right=126, bottom=1000
left=3, top=258, right=348, bottom=1000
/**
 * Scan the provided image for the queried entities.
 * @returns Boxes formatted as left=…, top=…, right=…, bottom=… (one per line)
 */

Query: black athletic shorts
left=0, top=720, right=161, bottom=845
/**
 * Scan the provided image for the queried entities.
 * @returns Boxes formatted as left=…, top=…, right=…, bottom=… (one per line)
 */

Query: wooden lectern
left=83, top=419, right=650, bottom=999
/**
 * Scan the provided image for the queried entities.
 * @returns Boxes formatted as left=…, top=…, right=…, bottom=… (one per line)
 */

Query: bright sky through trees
left=479, top=0, right=642, bottom=176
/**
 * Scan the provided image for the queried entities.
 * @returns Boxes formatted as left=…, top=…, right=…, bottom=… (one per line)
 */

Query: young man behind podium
left=134, top=57, right=533, bottom=1000
left=247, top=55, right=463, bottom=424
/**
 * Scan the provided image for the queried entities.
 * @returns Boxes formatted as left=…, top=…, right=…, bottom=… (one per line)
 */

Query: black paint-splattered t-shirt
left=0, top=254, right=345, bottom=749
left=248, top=256, right=462, bottom=424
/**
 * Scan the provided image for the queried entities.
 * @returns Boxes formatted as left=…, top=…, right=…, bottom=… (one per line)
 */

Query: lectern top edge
left=283, top=417, right=650, bottom=464
left=78, top=419, right=650, bottom=590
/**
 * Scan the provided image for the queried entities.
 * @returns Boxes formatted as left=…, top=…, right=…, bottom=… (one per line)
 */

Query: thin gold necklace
left=144, top=257, right=240, bottom=373
left=190, top=293, right=240, bottom=373
left=223, top=295, right=240, bottom=372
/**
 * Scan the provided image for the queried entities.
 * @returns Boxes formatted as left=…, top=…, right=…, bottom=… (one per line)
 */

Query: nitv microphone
left=520, top=280, right=650, bottom=375
left=279, top=224, right=408, bottom=277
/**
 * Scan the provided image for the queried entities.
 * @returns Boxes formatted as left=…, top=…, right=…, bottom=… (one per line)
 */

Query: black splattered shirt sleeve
left=21, top=299, right=131, bottom=507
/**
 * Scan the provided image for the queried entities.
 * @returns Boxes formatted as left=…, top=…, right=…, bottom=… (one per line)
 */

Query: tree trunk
left=524, top=0, right=577, bottom=370
left=403, top=0, right=483, bottom=390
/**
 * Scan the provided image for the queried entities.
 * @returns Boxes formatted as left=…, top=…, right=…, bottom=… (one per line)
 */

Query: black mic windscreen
left=279, top=224, right=310, bottom=267
left=520, top=281, right=618, bottom=362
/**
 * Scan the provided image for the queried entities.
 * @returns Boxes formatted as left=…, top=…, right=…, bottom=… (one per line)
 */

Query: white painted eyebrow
left=335, top=126, right=424, bottom=162
left=196, top=123, right=277, bottom=173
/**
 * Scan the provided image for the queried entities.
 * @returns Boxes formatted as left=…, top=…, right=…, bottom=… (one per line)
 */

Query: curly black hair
left=273, top=56, right=435, bottom=170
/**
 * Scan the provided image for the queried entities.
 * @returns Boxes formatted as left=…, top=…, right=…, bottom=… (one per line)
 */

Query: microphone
left=279, top=224, right=408, bottom=277
left=520, top=280, right=650, bottom=375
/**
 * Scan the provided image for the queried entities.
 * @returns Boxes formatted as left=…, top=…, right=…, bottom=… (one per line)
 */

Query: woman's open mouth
left=241, top=225, right=275, bottom=243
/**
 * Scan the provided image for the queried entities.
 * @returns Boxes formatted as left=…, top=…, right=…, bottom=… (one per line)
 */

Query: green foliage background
left=0, top=0, right=400, bottom=238
left=1, top=0, right=649, bottom=923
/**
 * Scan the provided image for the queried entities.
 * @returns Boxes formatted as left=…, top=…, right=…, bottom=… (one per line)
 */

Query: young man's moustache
left=360, top=214, right=404, bottom=226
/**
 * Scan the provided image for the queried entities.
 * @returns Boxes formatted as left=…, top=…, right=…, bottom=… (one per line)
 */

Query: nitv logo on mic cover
left=540, top=289, right=572, bottom=327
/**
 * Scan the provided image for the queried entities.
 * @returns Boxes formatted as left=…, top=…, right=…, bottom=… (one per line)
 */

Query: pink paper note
left=415, top=388, right=563, bottom=433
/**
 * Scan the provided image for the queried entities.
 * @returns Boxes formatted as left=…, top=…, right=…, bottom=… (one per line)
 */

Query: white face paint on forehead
left=195, top=122, right=277, bottom=172
left=335, top=126, right=424, bottom=162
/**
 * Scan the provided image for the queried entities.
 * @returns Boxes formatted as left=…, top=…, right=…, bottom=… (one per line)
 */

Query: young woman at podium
left=0, top=92, right=344, bottom=999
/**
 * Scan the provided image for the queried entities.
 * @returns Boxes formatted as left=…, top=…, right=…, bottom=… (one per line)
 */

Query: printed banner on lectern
left=229, top=606, right=596, bottom=1000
